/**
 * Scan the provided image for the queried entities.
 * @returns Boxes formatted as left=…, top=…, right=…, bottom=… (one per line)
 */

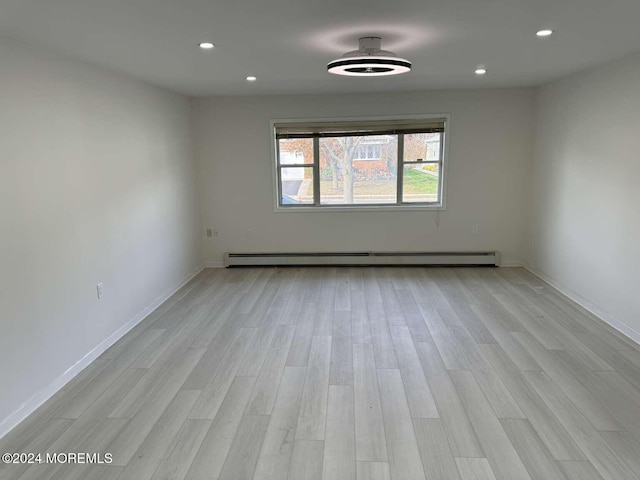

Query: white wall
left=194, top=89, right=534, bottom=266
left=0, top=39, right=202, bottom=429
left=531, top=52, right=640, bottom=340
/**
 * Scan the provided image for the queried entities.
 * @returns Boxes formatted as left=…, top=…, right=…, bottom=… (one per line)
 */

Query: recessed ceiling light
left=536, top=29, right=554, bottom=37
left=246, top=76, right=257, bottom=82
left=475, top=67, right=487, bottom=75
left=327, top=37, right=412, bottom=77
left=199, top=42, right=215, bottom=50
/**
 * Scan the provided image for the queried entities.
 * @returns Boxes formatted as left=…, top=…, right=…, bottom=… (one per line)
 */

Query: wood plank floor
left=2, top=267, right=640, bottom=480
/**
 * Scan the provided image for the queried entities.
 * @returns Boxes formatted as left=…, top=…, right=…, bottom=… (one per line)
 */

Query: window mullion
left=313, top=137, right=320, bottom=206
left=276, top=143, right=282, bottom=206
left=396, top=134, right=404, bottom=205
left=277, top=166, right=283, bottom=205
left=438, top=131, right=445, bottom=204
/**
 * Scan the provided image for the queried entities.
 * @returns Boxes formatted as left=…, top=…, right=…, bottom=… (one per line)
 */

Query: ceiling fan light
left=328, top=56, right=412, bottom=76
left=328, top=37, right=412, bottom=77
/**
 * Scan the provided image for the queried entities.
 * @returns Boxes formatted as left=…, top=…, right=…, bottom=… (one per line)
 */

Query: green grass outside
left=403, top=168, right=439, bottom=194
left=319, top=168, right=438, bottom=195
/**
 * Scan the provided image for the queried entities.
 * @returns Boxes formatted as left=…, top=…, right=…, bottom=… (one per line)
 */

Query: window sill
left=273, top=204, right=446, bottom=213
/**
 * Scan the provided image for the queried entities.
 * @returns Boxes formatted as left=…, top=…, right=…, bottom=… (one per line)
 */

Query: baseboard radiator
left=224, top=251, right=500, bottom=267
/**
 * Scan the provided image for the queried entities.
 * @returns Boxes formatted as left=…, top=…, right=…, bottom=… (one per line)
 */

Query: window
left=273, top=116, right=447, bottom=209
left=354, top=143, right=382, bottom=160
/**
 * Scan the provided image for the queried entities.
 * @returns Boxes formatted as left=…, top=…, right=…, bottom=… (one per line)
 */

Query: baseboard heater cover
left=224, top=251, right=500, bottom=267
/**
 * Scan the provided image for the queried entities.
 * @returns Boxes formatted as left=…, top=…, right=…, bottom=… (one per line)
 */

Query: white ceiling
left=2, top=0, right=640, bottom=96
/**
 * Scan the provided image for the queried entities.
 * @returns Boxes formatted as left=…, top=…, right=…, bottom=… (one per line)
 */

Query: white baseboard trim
left=0, top=263, right=204, bottom=440
left=500, top=260, right=524, bottom=267
left=524, top=266, right=640, bottom=347
left=205, top=260, right=225, bottom=268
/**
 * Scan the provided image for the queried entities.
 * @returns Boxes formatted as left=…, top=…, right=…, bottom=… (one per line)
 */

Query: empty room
left=2, top=0, right=640, bottom=479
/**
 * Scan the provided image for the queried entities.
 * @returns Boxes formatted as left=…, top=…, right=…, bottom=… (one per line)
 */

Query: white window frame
left=271, top=114, right=450, bottom=212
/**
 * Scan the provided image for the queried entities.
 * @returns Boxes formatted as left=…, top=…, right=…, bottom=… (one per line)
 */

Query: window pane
left=319, top=135, right=397, bottom=205
left=403, top=164, right=439, bottom=203
left=280, top=167, right=314, bottom=205
left=278, top=138, right=314, bottom=165
left=404, top=132, right=441, bottom=163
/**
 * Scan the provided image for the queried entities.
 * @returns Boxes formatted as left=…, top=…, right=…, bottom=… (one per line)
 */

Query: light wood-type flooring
left=2, top=267, right=640, bottom=480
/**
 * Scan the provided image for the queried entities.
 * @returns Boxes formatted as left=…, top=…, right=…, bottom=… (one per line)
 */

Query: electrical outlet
left=97, top=283, right=104, bottom=299
left=213, top=230, right=219, bottom=238
left=247, top=228, right=254, bottom=238
left=206, top=228, right=213, bottom=238
left=471, top=225, right=479, bottom=235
